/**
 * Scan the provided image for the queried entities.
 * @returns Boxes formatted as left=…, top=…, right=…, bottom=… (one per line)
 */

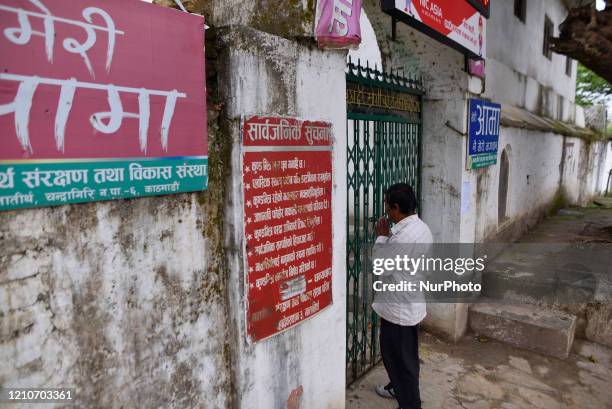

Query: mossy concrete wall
left=154, top=0, right=315, bottom=38
left=0, top=5, right=235, bottom=406
left=0, top=110, right=233, bottom=408
left=217, top=26, right=347, bottom=409
left=2, top=2, right=347, bottom=408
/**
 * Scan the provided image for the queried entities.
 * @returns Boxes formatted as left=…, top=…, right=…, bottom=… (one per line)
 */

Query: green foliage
left=576, top=64, right=612, bottom=107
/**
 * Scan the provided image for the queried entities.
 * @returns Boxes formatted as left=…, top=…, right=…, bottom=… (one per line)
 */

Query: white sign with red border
left=382, top=0, right=486, bottom=58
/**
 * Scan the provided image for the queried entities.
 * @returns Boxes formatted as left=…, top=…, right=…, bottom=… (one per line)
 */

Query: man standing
left=372, top=183, right=433, bottom=409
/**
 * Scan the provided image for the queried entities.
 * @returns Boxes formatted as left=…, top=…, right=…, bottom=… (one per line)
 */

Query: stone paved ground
left=346, top=331, right=612, bottom=409
left=347, top=207, right=612, bottom=408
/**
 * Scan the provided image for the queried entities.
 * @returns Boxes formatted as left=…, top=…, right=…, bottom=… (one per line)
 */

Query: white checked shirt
left=372, top=214, right=433, bottom=326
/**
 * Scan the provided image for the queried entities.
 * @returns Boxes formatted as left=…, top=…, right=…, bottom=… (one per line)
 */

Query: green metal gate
left=346, top=58, right=424, bottom=384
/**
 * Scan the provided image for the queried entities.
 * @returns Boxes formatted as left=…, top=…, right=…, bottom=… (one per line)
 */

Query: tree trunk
left=551, top=5, right=612, bottom=82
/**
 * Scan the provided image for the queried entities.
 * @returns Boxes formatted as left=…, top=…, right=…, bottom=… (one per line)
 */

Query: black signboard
left=467, top=0, right=490, bottom=18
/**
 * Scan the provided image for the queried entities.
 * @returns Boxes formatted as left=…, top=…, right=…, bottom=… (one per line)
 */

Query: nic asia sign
left=0, top=0, right=208, bottom=211
left=382, top=0, right=487, bottom=58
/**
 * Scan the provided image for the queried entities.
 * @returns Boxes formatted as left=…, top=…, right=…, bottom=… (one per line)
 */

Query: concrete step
left=469, top=304, right=577, bottom=359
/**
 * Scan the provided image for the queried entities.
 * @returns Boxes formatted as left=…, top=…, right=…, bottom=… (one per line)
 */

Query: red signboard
left=0, top=0, right=207, bottom=210
left=242, top=116, right=333, bottom=342
left=382, top=0, right=487, bottom=58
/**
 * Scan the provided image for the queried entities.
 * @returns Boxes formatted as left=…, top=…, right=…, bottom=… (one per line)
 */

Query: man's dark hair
left=385, top=183, right=417, bottom=215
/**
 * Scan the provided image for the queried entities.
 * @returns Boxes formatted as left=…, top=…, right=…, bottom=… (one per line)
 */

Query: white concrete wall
left=462, top=132, right=612, bottom=243
left=221, top=28, right=347, bottom=409
left=485, top=0, right=578, bottom=122
left=0, top=196, right=233, bottom=408
left=571, top=139, right=612, bottom=202
left=348, top=11, right=382, bottom=68
left=585, top=141, right=609, bottom=199
left=600, top=142, right=612, bottom=194
left=466, top=128, right=564, bottom=243
left=560, top=137, right=608, bottom=206
left=563, top=138, right=585, bottom=204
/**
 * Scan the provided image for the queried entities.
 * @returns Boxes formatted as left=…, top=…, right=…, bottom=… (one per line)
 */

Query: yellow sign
left=347, top=83, right=420, bottom=113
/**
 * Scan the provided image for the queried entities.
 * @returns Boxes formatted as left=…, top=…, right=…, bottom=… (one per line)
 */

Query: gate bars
left=346, top=58, right=424, bottom=384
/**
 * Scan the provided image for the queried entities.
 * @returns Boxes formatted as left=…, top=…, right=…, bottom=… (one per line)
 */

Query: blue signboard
left=467, top=98, right=501, bottom=169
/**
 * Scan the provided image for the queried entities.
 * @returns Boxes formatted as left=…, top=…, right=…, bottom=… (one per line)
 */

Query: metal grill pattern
left=346, top=60, right=423, bottom=384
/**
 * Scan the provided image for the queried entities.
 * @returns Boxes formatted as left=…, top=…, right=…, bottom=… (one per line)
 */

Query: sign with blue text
left=467, top=98, right=500, bottom=169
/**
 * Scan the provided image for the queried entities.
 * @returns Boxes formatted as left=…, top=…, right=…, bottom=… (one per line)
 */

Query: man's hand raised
left=375, top=217, right=390, bottom=237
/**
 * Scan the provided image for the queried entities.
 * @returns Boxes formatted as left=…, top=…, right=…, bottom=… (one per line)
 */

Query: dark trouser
left=380, top=318, right=421, bottom=409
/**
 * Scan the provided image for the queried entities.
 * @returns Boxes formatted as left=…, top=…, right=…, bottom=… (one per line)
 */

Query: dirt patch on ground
left=346, top=332, right=612, bottom=409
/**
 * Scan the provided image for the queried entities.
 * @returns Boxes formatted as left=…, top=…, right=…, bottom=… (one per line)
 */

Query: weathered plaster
left=217, top=27, right=347, bottom=409
left=0, top=24, right=234, bottom=405
left=0, top=196, right=232, bottom=408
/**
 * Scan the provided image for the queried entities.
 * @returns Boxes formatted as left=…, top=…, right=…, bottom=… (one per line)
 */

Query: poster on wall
left=315, top=0, right=362, bottom=49
left=467, top=98, right=501, bottom=169
left=242, top=116, right=333, bottom=342
left=0, top=0, right=208, bottom=212
left=381, top=0, right=487, bottom=58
